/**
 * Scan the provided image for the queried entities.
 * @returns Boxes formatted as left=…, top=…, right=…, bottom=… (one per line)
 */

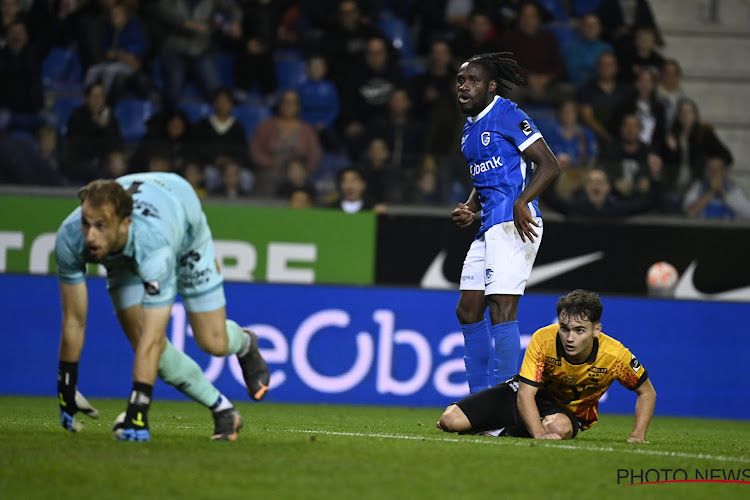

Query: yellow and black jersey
left=518, top=324, right=648, bottom=430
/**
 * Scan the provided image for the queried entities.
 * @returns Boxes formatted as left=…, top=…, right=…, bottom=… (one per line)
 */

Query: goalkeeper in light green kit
left=55, top=172, right=270, bottom=441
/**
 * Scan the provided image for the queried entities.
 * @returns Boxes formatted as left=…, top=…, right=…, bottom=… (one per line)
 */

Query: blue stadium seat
left=377, top=16, right=416, bottom=61
left=42, top=47, right=83, bottom=90
left=178, top=101, right=212, bottom=123
left=52, top=95, right=83, bottom=136
left=546, top=23, right=580, bottom=54
left=114, top=99, right=158, bottom=142
left=216, top=52, right=236, bottom=89
left=537, top=0, right=569, bottom=21
left=573, top=0, right=604, bottom=16
left=276, top=58, right=307, bottom=91
left=232, top=103, right=271, bottom=139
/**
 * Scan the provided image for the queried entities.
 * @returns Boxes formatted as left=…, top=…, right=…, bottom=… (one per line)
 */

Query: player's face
left=456, top=62, right=496, bottom=116
left=80, top=200, right=130, bottom=261
left=557, top=313, right=601, bottom=362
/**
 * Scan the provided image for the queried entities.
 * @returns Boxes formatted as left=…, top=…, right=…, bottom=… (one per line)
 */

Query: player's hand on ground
left=536, top=433, right=562, bottom=440
left=452, top=203, right=474, bottom=228
left=58, top=390, right=99, bottom=432
left=512, top=201, right=539, bottom=243
left=626, top=436, right=650, bottom=444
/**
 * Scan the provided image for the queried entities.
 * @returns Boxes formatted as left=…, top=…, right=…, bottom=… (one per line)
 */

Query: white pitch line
left=289, top=429, right=750, bottom=464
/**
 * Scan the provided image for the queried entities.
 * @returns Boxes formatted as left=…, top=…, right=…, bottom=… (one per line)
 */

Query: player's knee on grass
left=438, top=404, right=472, bottom=433
left=542, top=413, right=574, bottom=439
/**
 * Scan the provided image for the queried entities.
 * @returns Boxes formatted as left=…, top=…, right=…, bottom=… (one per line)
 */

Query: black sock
left=125, top=382, right=153, bottom=428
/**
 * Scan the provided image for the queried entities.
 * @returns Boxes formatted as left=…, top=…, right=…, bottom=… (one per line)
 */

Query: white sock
left=237, top=331, right=252, bottom=358
left=211, top=394, right=234, bottom=413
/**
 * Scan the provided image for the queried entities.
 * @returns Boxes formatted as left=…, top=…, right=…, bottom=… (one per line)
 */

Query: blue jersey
left=55, top=172, right=215, bottom=308
left=460, top=96, right=544, bottom=237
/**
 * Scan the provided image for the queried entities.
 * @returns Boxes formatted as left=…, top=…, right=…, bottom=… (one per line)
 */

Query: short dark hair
left=336, top=166, right=365, bottom=185
left=78, top=180, right=133, bottom=219
left=556, top=289, right=603, bottom=323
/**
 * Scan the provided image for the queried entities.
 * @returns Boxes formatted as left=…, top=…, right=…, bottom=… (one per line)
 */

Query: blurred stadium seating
left=114, top=98, right=158, bottom=142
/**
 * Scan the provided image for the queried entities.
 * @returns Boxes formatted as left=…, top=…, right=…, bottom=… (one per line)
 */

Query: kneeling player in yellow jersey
left=437, top=289, right=656, bottom=442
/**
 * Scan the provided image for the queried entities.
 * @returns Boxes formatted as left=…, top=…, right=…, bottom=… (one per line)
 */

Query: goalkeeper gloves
left=57, top=361, right=99, bottom=432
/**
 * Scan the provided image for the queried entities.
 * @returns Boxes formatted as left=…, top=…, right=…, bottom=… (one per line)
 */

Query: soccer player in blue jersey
left=55, top=172, right=270, bottom=441
left=451, top=52, right=560, bottom=394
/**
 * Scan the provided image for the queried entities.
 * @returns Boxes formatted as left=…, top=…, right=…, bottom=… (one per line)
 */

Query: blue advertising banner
left=2, top=274, right=748, bottom=419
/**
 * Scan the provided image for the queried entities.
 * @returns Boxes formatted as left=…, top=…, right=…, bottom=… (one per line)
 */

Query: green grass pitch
left=1, top=396, right=749, bottom=499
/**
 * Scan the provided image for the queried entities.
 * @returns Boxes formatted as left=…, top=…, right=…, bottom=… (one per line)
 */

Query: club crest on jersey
left=485, top=266, right=494, bottom=284
left=481, top=131, right=491, bottom=146
left=518, top=120, right=533, bottom=136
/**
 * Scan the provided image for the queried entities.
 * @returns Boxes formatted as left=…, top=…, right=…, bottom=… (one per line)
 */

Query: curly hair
left=556, top=289, right=604, bottom=323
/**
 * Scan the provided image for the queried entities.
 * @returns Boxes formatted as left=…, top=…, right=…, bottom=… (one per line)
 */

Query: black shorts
left=455, top=376, right=581, bottom=438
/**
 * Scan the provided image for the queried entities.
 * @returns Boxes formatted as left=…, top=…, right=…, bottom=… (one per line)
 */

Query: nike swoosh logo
left=527, top=251, right=605, bottom=287
left=674, top=261, right=750, bottom=302
left=420, top=251, right=604, bottom=289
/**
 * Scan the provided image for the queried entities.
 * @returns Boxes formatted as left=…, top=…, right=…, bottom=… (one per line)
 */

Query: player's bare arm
left=627, top=378, right=656, bottom=443
left=517, top=381, right=561, bottom=440
left=513, top=139, right=560, bottom=243
left=452, top=188, right=480, bottom=228
left=59, top=281, right=88, bottom=362
left=132, top=305, right=171, bottom=385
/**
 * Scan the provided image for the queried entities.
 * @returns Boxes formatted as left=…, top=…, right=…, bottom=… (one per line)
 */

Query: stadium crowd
left=1, top=0, right=748, bottom=220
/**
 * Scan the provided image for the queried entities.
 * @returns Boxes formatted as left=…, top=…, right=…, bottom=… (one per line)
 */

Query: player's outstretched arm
left=513, top=139, right=560, bottom=243
left=57, top=281, right=99, bottom=431
left=628, top=379, right=656, bottom=443
left=517, top=381, right=560, bottom=440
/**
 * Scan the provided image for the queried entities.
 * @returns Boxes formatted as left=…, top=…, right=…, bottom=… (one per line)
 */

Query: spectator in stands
left=130, top=108, right=192, bottom=173
left=411, top=0, right=477, bottom=54
left=500, top=1, right=571, bottom=106
left=0, top=130, right=67, bottom=185
left=319, top=0, right=385, bottom=85
left=1, top=0, right=24, bottom=40
left=656, top=58, right=686, bottom=129
left=327, top=166, right=387, bottom=213
left=577, top=51, right=630, bottom=145
left=251, top=89, right=322, bottom=196
left=616, top=26, right=664, bottom=83
left=356, top=137, right=396, bottom=203
left=189, top=87, right=248, bottom=168
left=543, top=98, right=599, bottom=200
left=453, top=10, right=503, bottom=63
left=661, top=98, right=733, bottom=198
left=288, top=185, right=315, bottom=208
left=564, top=13, right=612, bottom=87
left=235, top=0, right=294, bottom=102
left=102, top=149, right=128, bottom=178
left=408, top=39, right=456, bottom=121
left=155, top=0, right=241, bottom=110
left=0, top=22, right=49, bottom=134
left=83, top=3, right=148, bottom=103
left=276, top=158, right=317, bottom=201
left=597, top=0, right=663, bottom=58
left=297, top=54, right=341, bottom=152
left=365, top=88, right=425, bottom=177
left=36, top=124, right=61, bottom=174
left=542, top=165, right=662, bottom=217
left=338, top=35, right=404, bottom=160
left=599, top=113, right=662, bottom=201
left=146, top=154, right=171, bottom=172
left=682, top=155, right=750, bottom=220
left=181, top=161, right=207, bottom=198
left=213, top=159, right=251, bottom=199
left=615, top=68, right=666, bottom=149
left=62, top=82, right=122, bottom=183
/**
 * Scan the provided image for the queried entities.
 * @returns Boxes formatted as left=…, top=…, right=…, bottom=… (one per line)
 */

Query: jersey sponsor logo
left=630, top=355, right=641, bottom=373
left=545, top=356, right=561, bottom=366
left=468, top=156, right=503, bottom=176
left=144, top=280, right=160, bottom=295
left=179, top=250, right=201, bottom=269
left=132, top=200, right=160, bottom=218
left=481, top=131, right=491, bottom=146
left=589, top=366, right=607, bottom=373
left=518, top=120, right=533, bottom=136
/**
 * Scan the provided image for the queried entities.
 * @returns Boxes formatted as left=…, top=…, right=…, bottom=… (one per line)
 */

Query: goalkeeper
left=55, top=172, right=270, bottom=442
